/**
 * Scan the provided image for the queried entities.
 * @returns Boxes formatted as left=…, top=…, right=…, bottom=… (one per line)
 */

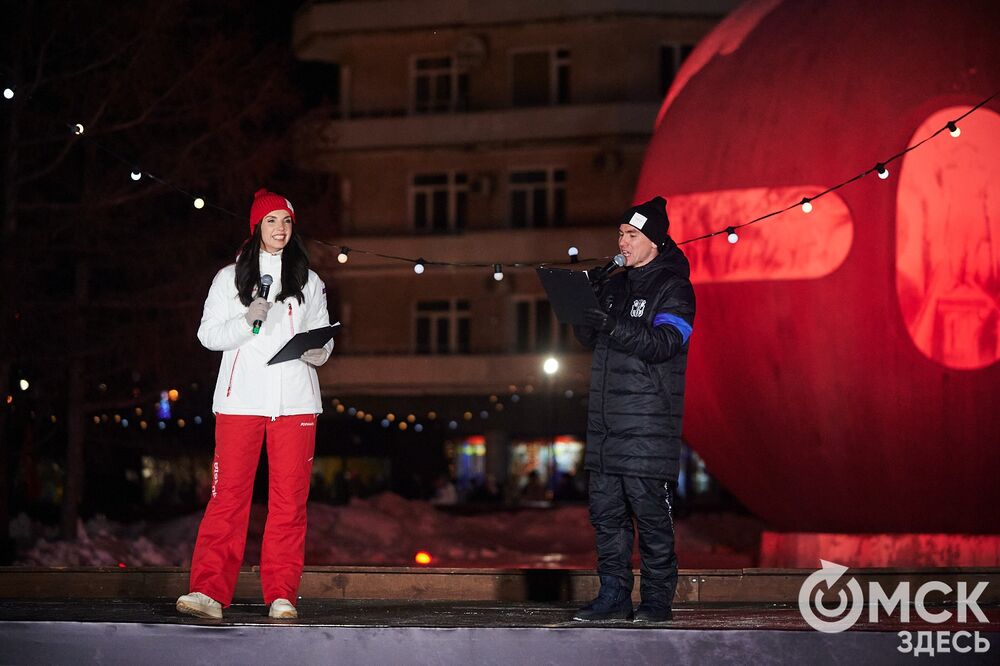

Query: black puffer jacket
left=574, top=239, right=695, bottom=480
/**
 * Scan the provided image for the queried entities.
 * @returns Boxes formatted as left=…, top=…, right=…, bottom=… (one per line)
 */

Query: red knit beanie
left=249, top=188, right=295, bottom=235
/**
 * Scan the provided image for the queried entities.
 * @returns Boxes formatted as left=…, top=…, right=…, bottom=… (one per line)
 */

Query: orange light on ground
left=414, top=551, right=432, bottom=565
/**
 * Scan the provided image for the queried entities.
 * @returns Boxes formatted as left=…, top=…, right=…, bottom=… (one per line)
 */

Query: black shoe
left=633, top=603, right=673, bottom=622
left=574, top=576, right=634, bottom=621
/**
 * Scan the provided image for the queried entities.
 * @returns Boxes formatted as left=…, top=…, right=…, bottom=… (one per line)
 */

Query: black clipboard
left=536, top=267, right=601, bottom=325
left=267, top=323, right=341, bottom=365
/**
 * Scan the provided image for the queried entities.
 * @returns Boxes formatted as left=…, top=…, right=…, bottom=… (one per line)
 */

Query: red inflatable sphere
left=636, top=0, right=1000, bottom=532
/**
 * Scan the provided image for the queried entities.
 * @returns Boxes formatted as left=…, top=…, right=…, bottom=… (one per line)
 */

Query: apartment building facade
left=290, top=0, right=734, bottom=493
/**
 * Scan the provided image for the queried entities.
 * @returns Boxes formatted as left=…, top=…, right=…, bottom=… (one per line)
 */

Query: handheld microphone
left=252, top=274, right=273, bottom=335
left=587, top=254, right=626, bottom=283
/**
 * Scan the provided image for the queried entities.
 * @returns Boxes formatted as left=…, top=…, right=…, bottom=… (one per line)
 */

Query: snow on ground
left=15, top=493, right=761, bottom=569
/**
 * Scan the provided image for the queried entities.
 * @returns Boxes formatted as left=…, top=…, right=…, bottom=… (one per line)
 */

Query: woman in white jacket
left=176, top=188, right=333, bottom=621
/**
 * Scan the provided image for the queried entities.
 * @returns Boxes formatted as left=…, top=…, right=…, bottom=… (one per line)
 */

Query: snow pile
left=15, top=493, right=760, bottom=569
left=305, top=493, right=596, bottom=567
left=18, top=514, right=183, bottom=567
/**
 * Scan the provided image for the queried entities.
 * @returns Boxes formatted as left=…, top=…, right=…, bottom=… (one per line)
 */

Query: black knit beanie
left=619, top=196, right=669, bottom=248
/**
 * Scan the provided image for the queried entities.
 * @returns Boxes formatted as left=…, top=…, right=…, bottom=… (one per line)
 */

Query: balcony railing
left=311, top=102, right=660, bottom=152
left=295, top=1, right=738, bottom=54
left=317, top=352, right=592, bottom=396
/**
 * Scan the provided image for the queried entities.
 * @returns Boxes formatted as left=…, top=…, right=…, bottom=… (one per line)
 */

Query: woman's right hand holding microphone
left=245, top=297, right=272, bottom=331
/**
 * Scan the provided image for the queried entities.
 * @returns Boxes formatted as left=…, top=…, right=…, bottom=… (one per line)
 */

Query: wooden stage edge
left=3, top=566, right=999, bottom=604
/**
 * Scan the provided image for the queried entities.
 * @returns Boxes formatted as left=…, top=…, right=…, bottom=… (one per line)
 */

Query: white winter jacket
left=198, top=250, right=333, bottom=417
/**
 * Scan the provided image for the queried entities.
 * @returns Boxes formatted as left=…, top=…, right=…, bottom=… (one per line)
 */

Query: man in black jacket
left=572, top=196, right=695, bottom=623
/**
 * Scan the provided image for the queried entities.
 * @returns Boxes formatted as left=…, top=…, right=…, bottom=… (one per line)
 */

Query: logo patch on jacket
left=630, top=299, right=646, bottom=317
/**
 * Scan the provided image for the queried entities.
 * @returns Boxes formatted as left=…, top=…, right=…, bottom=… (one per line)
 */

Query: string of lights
left=5, top=86, right=994, bottom=276
left=6, top=84, right=997, bottom=432
left=84, top=383, right=586, bottom=436
left=701, top=91, right=999, bottom=246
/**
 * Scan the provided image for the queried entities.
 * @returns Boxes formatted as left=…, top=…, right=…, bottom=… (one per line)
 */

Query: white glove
left=244, top=297, right=272, bottom=328
left=301, top=347, right=331, bottom=366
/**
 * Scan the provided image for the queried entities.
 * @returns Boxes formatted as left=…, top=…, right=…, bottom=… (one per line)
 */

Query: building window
left=509, top=168, right=566, bottom=228
left=412, top=55, right=468, bottom=113
left=415, top=300, right=471, bottom=354
left=297, top=61, right=342, bottom=111
left=514, top=297, right=572, bottom=352
left=659, top=43, right=694, bottom=95
left=511, top=48, right=570, bottom=107
left=411, top=172, right=469, bottom=232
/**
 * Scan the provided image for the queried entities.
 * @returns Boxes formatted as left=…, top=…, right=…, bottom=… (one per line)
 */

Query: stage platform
left=2, top=568, right=998, bottom=664
left=5, top=565, right=1000, bottom=604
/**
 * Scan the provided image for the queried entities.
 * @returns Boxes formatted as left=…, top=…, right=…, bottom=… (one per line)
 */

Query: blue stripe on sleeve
left=653, top=312, right=692, bottom=344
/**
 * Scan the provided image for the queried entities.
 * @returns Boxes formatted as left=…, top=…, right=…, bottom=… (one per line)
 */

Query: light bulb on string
left=568, top=246, right=579, bottom=263
left=130, top=170, right=142, bottom=181
left=337, top=247, right=350, bottom=264
left=72, top=123, right=85, bottom=135
left=876, top=163, right=889, bottom=180
left=726, top=227, right=739, bottom=244
left=800, top=198, right=813, bottom=214
left=947, top=121, right=961, bottom=138
left=193, top=197, right=205, bottom=209
left=3, top=87, right=13, bottom=100
left=492, top=263, right=504, bottom=281
left=414, top=259, right=425, bottom=275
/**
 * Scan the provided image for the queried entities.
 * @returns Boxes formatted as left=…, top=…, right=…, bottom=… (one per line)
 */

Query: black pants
left=588, top=472, right=678, bottom=607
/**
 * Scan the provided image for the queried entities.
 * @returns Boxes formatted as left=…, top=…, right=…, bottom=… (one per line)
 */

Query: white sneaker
left=269, top=598, right=298, bottom=619
left=176, top=592, right=222, bottom=619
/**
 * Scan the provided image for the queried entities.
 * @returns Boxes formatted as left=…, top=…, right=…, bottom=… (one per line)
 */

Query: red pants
left=189, top=414, right=316, bottom=606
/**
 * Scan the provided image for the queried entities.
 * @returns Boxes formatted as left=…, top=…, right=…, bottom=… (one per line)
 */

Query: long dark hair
left=234, top=224, right=309, bottom=306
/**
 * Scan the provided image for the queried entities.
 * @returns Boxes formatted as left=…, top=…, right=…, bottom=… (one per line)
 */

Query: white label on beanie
left=284, top=198, right=294, bottom=212
left=629, top=212, right=648, bottom=230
